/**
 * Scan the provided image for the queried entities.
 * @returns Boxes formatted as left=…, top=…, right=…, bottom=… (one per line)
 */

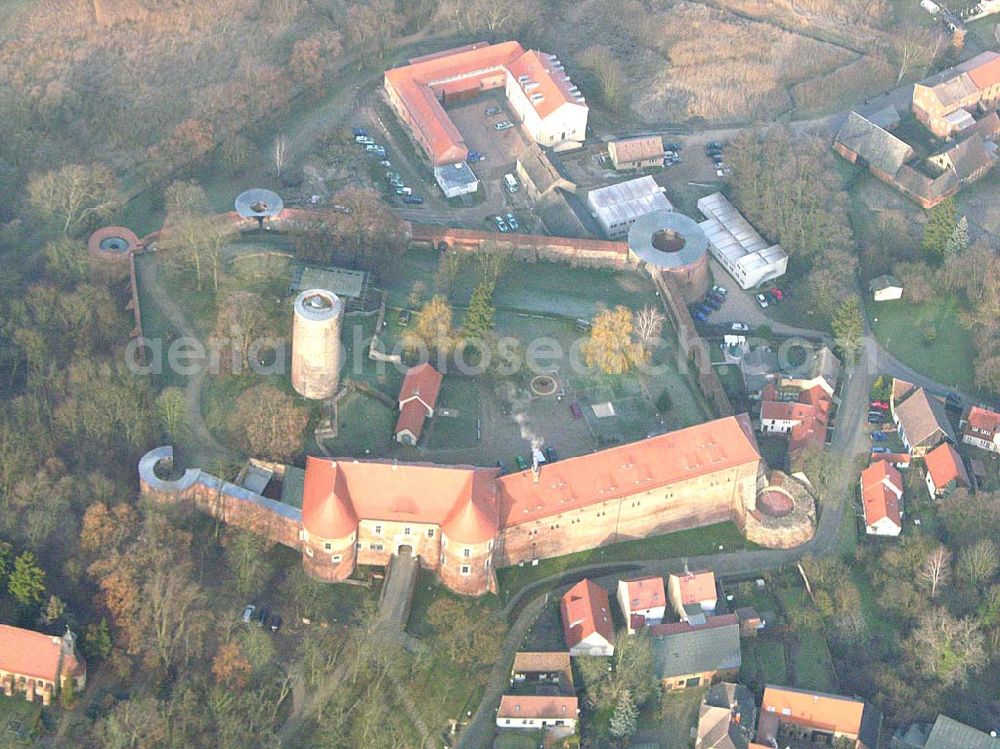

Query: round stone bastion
left=745, top=471, right=817, bottom=548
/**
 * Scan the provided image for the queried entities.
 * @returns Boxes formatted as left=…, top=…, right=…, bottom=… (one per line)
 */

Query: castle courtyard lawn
left=869, top=296, right=976, bottom=393
left=0, top=695, right=41, bottom=746
left=496, top=522, right=754, bottom=601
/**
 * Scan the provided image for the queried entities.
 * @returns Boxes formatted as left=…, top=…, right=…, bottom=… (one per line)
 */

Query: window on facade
left=332, top=555, right=341, bottom=563
left=374, top=525, right=382, bottom=535
left=460, top=565, right=470, bottom=575
left=305, top=546, right=314, bottom=558
left=404, top=527, right=411, bottom=535
left=427, top=529, right=435, bottom=538
left=485, top=558, right=491, bottom=569
left=324, top=542, right=332, bottom=551
left=463, top=548, right=471, bottom=558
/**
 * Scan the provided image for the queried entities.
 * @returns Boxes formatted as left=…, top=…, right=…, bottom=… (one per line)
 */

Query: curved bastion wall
left=744, top=471, right=817, bottom=548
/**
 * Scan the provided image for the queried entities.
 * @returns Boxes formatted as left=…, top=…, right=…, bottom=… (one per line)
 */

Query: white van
left=503, top=173, right=519, bottom=193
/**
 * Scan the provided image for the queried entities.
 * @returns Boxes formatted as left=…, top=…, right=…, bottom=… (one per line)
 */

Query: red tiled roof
left=385, top=41, right=581, bottom=166
left=622, top=576, right=665, bottom=611
left=759, top=686, right=865, bottom=737
left=860, top=460, right=903, bottom=527
left=561, top=579, right=614, bottom=649
left=872, top=453, right=911, bottom=468
left=398, top=363, right=443, bottom=410
left=925, top=442, right=970, bottom=489
left=0, top=625, right=65, bottom=684
left=498, top=694, right=578, bottom=720
left=670, top=570, right=717, bottom=605
left=301, top=457, right=499, bottom=543
left=506, top=48, right=580, bottom=119
left=647, top=613, right=737, bottom=637
left=609, top=136, right=663, bottom=164
left=395, top=399, right=430, bottom=441
left=395, top=363, right=443, bottom=441
left=498, top=416, right=760, bottom=525
left=967, top=405, right=1000, bottom=434
left=761, top=383, right=832, bottom=461
left=960, top=50, right=1000, bottom=90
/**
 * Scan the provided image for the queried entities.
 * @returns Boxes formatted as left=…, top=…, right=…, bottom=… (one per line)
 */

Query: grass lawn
left=493, top=730, right=545, bottom=749
left=792, top=629, right=837, bottom=692
left=656, top=687, right=707, bottom=749
left=323, top=390, right=397, bottom=458
left=496, top=522, right=755, bottom=601
left=0, top=695, right=42, bottom=746
left=741, top=636, right=788, bottom=687
left=869, top=296, right=976, bottom=393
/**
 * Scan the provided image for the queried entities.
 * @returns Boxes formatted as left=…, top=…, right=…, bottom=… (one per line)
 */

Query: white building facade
left=697, top=192, right=788, bottom=289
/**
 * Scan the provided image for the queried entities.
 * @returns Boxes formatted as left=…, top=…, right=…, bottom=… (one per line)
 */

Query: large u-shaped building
left=140, top=415, right=766, bottom=596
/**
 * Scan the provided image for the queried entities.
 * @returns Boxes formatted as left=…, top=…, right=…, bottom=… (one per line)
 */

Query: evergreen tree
left=460, top=281, right=496, bottom=343
left=944, top=215, right=970, bottom=258
left=921, top=198, right=958, bottom=261
left=608, top=688, right=638, bottom=742
left=85, top=618, right=113, bottom=660
left=832, top=296, right=865, bottom=363
left=8, top=551, right=45, bottom=607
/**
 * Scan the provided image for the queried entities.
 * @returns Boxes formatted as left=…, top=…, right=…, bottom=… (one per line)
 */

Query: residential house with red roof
left=496, top=694, right=578, bottom=735
left=394, top=363, right=443, bottom=445
left=890, top=380, right=956, bottom=457
left=560, top=579, right=615, bottom=656
left=668, top=569, right=718, bottom=624
left=608, top=135, right=664, bottom=171
left=913, top=51, right=1000, bottom=137
left=0, top=626, right=86, bottom=705
left=617, top=576, right=666, bottom=633
left=962, top=405, right=1000, bottom=454
left=860, top=460, right=904, bottom=536
left=924, top=442, right=971, bottom=499
left=757, top=686, right=882, bottom=749
left=759, top=380, right=833, bottom=468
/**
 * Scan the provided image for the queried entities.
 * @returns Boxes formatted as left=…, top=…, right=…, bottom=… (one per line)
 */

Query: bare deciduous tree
left=918, top=545, right=952, bottom=599
left=579, top=46, right=627, bottom=112
left=634, top=305, right=666, bottom=355
left=891, top=25, right=941, bottom=83
left=28, top=163, right=122, bottom=236
left=906, top=608, right=986, bottom=684
left=958, top=539, right=999, bottom=589
left=273, top=135, right=288, bottom=178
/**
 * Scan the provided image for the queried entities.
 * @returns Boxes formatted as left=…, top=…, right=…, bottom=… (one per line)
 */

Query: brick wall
left=496, top=461, right=758, bottom=566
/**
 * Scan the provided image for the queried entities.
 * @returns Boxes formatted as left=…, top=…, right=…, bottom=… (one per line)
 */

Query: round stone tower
left=291, top=289, right=343, bottom=400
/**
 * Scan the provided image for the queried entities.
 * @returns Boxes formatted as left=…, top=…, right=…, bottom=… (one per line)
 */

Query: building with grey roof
left=433, top=161, right=478, bottom=198
left=697, top=192, right=787, bottom=290
left=924, top=714, right=1000, bottom=749
left=834, top=111, right=914, bottom=179
left=696, top=682, right=756, bottom=749
left=650, top=615, right=741, bottom=690
left=587, top=175, right=672, bottom=238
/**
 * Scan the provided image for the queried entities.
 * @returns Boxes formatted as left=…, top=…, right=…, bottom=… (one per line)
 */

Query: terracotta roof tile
left=967, top=405, right=1000, bottom=434
left=925, top=442, right=970, bottom=489
left=609, top=136, right=663, bottom=165
left=0, top=625, right=66, bottom=683
left=959, top=50, right=1000, bottom=90
left=622, top=576, right=665, bottom=611
left=561, top=579, right=614, bottom=649
left=860, top=459, right=903, bottom=528
left=498, top=416, right=760, bottom=525
left=506, top=48, right=582, bottom=119
left=395, top=398, right=430, bottom=441
left=758, top=686, right=865, bottom=737
left=497, top=694, right=578, bottom=720
left=670, top=570, right=717, bottom=605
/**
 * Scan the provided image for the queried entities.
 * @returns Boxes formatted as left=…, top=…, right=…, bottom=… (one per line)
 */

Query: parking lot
left=445, top=91, right=531, bottom=183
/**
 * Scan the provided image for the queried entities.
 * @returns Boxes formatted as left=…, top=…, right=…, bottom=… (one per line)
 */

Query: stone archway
left=396, top=544, right=414, bottom=557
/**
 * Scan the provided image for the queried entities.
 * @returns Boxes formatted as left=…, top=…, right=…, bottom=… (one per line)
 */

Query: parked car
left=503, top=173, right=519, bottom=193
left=664, top=142, right=682, bottom=152
left=394, top=186, right=412, bottom=196
left=485, top=106, right=502, bottom=116
left=355, top=135, right=374, bottom=145
left=255, top=606, right=269, bottom=626
left=871, top=431, right=887, bottom=442
left=704, top=297, right=722, bottom=311
left=268, top=614, right=282, bottom=633
left=712, top=284, right=728, bottom=297
left=712, top=154, right=725, bottom=165
left=369, top=147, right=386, bottom=158
left=494, top=121, right=514, bottom=131
left=769, top=287, right=784, bottom=301
left=379, top=159, right=391, bottom=167
left=505, top=212, right=519, bottom=231
left=515, top=455, right=528, bottom=471
left=869, top=401, right=889, bottom=411
left=867, top=415, right=885, bottom=424
left=946, top=391, right=962, bottom=407
left=872, top=447, right=890, bottom=455
left=693, top=309, right=708, bottom=322
left=755, top=293, right=769, bottom=308
left=697, top=305, right=713, bottom=317
left=708, top=291, right=725, bottom=304
left=402, top=195, right=424, bottom=205
left=352, top=127, right=368, bottom=137
left=570, top=402, right=583, bottom=419
left=467, top=150, right=482, bottom=163
left=496, top=459, right=507, bottom=472
left=398, top=309, right=411, bottom=326
left=716, top=166, right=733, bottom=176
left=545, top=446, right=558, bottom=463
left=364, top=143, right=381, bottom=152
left=494, top=215, right=509, bottom=232
left=241, top=605, right=255, bottom=623
left=730, top=322, right=749, bottom=332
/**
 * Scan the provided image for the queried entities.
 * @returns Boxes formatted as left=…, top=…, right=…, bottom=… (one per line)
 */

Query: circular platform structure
left=530, top=375, right=558, bottom=397
left=757, top=488, right=795, bottom=518
left=235, top=188, right=284, bottom=220
left=628, top=210, right=708, bottom=270
left=88, top=226, right=140, bottom=261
